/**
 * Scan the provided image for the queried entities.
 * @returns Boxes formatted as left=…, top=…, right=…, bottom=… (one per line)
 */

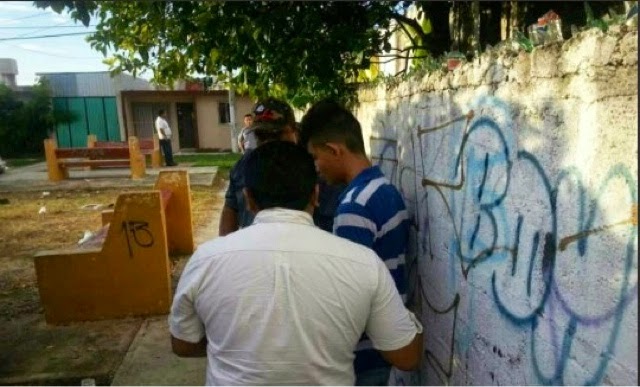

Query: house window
left=218, top=102, right=231, bottom=124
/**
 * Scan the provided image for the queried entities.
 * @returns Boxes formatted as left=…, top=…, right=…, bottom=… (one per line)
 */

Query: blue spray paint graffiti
left=369, top=95, right=638, bottom=385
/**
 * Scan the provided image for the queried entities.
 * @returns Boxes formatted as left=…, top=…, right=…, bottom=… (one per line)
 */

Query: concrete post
left=128, top=136, right=146, bottom=179
left=228, top=87, right=239, bottom=153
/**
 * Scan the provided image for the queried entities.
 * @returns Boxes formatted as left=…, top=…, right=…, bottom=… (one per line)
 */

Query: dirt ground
left=0, top=175, right=225, bottom=385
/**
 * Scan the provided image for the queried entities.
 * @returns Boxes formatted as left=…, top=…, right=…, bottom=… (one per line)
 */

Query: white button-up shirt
left=155, top=116, right=172, bottom=139
left=169, top=208, right=420, bottom=386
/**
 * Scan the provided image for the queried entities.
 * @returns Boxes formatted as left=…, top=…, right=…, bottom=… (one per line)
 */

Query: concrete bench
left=44, top=137, right=146, bottom=182
left=88, top=134, right=162, bottom=169
left=33, top=170, right=194, bottom=324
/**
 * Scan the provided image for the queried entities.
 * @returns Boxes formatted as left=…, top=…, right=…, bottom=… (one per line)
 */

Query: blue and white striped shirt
left=333, top=166, right=409, bottom=373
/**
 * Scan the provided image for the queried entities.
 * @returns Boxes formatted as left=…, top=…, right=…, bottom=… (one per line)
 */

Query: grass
left=3, top=152, right=242, bottom=171
left=0, top=184, right=222, bottom=364
left=4, top=158, right=44, bottom=168
left=0, top=187, right=220, bottom=260
left=174, top=153, right=241, bottom=170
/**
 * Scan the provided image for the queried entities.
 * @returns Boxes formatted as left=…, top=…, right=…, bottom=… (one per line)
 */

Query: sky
left=0, top=1, right=150, bottom=85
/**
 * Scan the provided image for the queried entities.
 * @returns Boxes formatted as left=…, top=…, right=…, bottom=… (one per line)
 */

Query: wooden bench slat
left=94, top=141, right=128, bottom=148
left=95, top=140, right=155, bottom=150
left=56, top=147, right=131, bottom=159
left=45, top=137, right=147, bottom=181
left=59, top=159, right=130, bottom=168
left=103, top=147, right=153, bottom=153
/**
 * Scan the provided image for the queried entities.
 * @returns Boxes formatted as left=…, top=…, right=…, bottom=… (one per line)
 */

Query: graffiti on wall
left=369, top=95, right=638, bottom=385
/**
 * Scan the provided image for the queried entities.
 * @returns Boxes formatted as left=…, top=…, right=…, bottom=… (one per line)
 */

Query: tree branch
left=396, top=17, right=419, bottom=49
left=390, top=11, right=430, bottom=44
left=370, top=54, right=432, bottom=65
left=376, top=45, right=431, bottom=55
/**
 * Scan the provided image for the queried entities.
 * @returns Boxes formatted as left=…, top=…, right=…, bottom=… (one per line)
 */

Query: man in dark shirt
left=219, top=98, right=344, bottom=235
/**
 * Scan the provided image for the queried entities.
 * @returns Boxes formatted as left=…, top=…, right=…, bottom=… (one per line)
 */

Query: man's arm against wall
left=379, top=321, right=423, bottom=370
left=366, top=258, right=423, bottom=371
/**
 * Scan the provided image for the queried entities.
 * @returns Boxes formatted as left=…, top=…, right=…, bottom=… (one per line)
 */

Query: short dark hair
left=244, top=113, right=253, bottom=118
left=244, top=141, right=317, bottom=211
left=253, top=126, right=287, bottom=144
left=299, top=99, right=366, bottom=155
left=158, top=109, right=165, bottom=116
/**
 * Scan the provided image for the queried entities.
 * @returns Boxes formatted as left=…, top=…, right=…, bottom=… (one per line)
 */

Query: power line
left=6, top=12, right=51, bottom=21
left=0, top=31, right=96, bottom=41
left=13, top=19, right=76, bottom=38
left=0, top=40, right=103, bottom=60
left=0, top=25, right=95, bottom=29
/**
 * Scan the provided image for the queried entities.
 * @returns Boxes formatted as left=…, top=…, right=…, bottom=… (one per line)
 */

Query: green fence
left=53, top=97, right=121, bottom=148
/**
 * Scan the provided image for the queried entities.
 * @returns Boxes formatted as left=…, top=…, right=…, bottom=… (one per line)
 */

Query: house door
left=177, top=103, right=197, bottom=149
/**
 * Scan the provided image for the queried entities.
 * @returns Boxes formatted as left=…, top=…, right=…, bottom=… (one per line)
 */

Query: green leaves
left=33, top=1, right=421, bottom=107
left=35, top=1, right=97, bottom=26
left=0, top=79, right=62, bottom=156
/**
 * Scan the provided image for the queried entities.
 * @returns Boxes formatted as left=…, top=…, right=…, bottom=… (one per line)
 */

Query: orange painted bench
left=88, top=134, right=162, bottom=169
left=86, top=189, right=173, bottom=247
left=44, top=137, right=146, bottom=182
left=33, top=170, right=194, bottom=324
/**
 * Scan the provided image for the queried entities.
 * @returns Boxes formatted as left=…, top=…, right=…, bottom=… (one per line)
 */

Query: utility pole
left=228, top=84, right=239, bottom=153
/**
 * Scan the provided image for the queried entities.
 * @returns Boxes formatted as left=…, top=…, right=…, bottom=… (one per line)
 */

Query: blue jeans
left=355, top=366, right=391, bottom=386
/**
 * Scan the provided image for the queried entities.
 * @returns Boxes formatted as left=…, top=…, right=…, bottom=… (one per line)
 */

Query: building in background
left=37, top=71, right=153, bottom=148
left=0, top=58, right=18, bottom=90
left=39, top=71, right=254, bottom=152
left=121, top=89, right=253, bottom=152
left=0, top=58, right=33, bottom=102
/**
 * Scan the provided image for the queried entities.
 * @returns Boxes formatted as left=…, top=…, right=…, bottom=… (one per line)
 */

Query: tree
left=0, top=85, right=24, bottom=156
left=35, top=1, right=410, bottom=107
left=0, top=79, right=73, bottom=157
left=33, top=1, right=621, bottom=108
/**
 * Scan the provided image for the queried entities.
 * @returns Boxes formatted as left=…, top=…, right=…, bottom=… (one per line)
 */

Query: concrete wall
left=355, top=25, right=637, bottom=386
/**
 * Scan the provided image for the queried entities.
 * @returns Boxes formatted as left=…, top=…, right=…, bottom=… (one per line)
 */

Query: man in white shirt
left=169, top=140, right=423, bottom=385
left=155, top=109, right=177, bottom=166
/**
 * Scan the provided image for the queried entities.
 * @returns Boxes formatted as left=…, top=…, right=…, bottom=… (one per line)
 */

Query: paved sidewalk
left=109, top=178, right=226, bottom=385
left=110, top=317, right=206, bottom=386
left=0, top=162, right=217, bottom=192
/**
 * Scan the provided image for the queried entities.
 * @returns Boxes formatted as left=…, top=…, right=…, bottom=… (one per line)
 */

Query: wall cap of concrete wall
left=358, top=25, right=638, bottom=103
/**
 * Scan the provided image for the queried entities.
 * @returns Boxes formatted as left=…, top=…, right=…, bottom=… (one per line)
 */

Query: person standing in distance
left=169, top=140, right=423, bottom=385
left=219, top=98, right=298, bottom=236
left=237, top=113, right=256, bottom=153
left=155, top=109, right=177, bottom=167
left=300, top=100, right=412, bottom=385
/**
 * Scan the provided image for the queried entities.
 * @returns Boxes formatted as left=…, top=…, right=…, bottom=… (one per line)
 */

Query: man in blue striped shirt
left=300, top=100, right=411, bottom=385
